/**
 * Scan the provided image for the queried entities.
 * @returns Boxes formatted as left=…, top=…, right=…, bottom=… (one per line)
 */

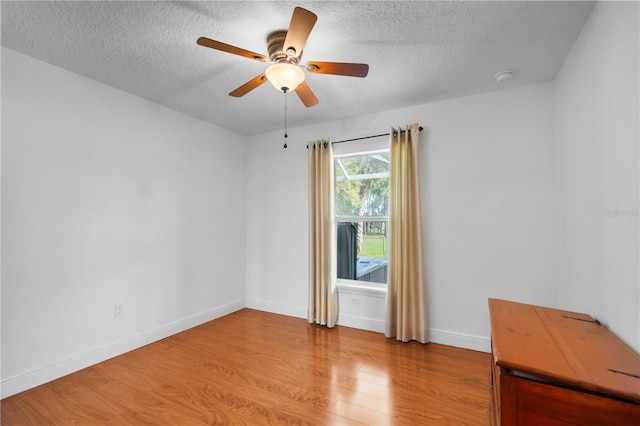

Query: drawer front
left=500, top=374, right=640, bottom=426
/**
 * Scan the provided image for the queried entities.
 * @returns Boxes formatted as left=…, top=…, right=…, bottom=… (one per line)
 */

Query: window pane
left=337, top=221, right=388, bottom=284
left=335, top=152, right=389, bottom=217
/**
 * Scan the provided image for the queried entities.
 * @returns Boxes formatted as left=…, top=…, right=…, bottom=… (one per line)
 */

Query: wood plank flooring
left=1, top=309, right=491, bottom=425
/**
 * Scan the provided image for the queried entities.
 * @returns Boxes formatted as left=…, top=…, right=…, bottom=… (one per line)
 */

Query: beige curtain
left=308, top=140, right=338, bottom=328
left=385, top=123, right=428, bottom=343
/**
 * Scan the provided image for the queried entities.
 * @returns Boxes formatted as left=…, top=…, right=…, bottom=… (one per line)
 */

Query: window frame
left=334, top=147, right=390, bottom=292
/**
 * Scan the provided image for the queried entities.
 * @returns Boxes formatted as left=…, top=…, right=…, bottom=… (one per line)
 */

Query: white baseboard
left=337, top=314, right=386, bottom=333
left=0, top=299, right=245, bottom=399
left=336, top=317, right=490, bottom=352
left=247, top=301, right=492, bottom=353
left=428, top=328, right=491, bottom=353
left=244, top=299, right=306, bottom=319
left=247, top=302, right=491, bottom=353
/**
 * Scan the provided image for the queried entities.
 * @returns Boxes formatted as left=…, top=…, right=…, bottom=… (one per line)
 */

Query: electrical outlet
left=351, top=297, right=361, bottom=305
left=114, top=304, right=124, bottom=318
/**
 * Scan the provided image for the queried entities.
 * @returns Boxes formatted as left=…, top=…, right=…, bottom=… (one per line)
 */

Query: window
left=334, top=150, right=390, bottom=285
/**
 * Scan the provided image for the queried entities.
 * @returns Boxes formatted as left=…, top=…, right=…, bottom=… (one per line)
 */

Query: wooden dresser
left=488, top=298, right=640, bottom=425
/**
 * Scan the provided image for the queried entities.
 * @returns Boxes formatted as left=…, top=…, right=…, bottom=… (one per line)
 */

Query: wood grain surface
left=488, top=298, right=640, bottom=403
left=1, top=309, right=491, bottom=425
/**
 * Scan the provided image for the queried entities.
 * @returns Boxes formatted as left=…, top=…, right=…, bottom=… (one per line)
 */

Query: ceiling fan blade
left=197, top=37, right=268, bottom=62
left=229, top=74, right=268, bottom=97
left=305, top=61, right=369, bottom=78
left=295, top=81, right=319, bottom=107
left=283, top=7, right=317, bottom=58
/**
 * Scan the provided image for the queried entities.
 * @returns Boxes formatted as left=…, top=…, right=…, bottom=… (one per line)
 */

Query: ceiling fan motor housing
left=267, top=31, right=300, bottom=64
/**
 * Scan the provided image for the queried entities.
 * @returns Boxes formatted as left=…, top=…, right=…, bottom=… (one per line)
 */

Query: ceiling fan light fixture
left=265, top=63, right=305, bottom=92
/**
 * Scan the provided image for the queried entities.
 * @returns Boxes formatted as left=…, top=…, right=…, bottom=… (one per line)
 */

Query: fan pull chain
left=283, top=89, right=288, bottom=148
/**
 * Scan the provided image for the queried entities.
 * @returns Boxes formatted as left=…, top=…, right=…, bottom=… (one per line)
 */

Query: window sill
left=337, top=280, right=387, bottom=297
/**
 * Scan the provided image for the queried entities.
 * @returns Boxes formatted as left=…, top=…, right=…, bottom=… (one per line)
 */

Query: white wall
left=555, top=1, right=639, bottom=351
left=1, top=48, right=247, bottom=397
left=245, top=82, right=557, bottom=351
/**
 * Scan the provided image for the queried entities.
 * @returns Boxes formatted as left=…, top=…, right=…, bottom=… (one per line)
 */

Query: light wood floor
left=1, top=309, right=491, bottom=425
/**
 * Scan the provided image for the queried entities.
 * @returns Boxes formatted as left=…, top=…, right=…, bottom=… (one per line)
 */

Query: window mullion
left=336, top=216, right=388, bottom=223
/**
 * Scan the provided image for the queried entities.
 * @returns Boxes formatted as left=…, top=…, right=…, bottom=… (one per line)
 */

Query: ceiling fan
left=197, top=7, right=369, bottom=107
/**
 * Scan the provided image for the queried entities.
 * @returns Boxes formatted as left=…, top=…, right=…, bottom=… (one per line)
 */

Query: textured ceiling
left=1, top=1, right=595, bottom=136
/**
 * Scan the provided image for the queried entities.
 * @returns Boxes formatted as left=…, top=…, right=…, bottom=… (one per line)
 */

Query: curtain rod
left=332, top=126, right=423, bottom=145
